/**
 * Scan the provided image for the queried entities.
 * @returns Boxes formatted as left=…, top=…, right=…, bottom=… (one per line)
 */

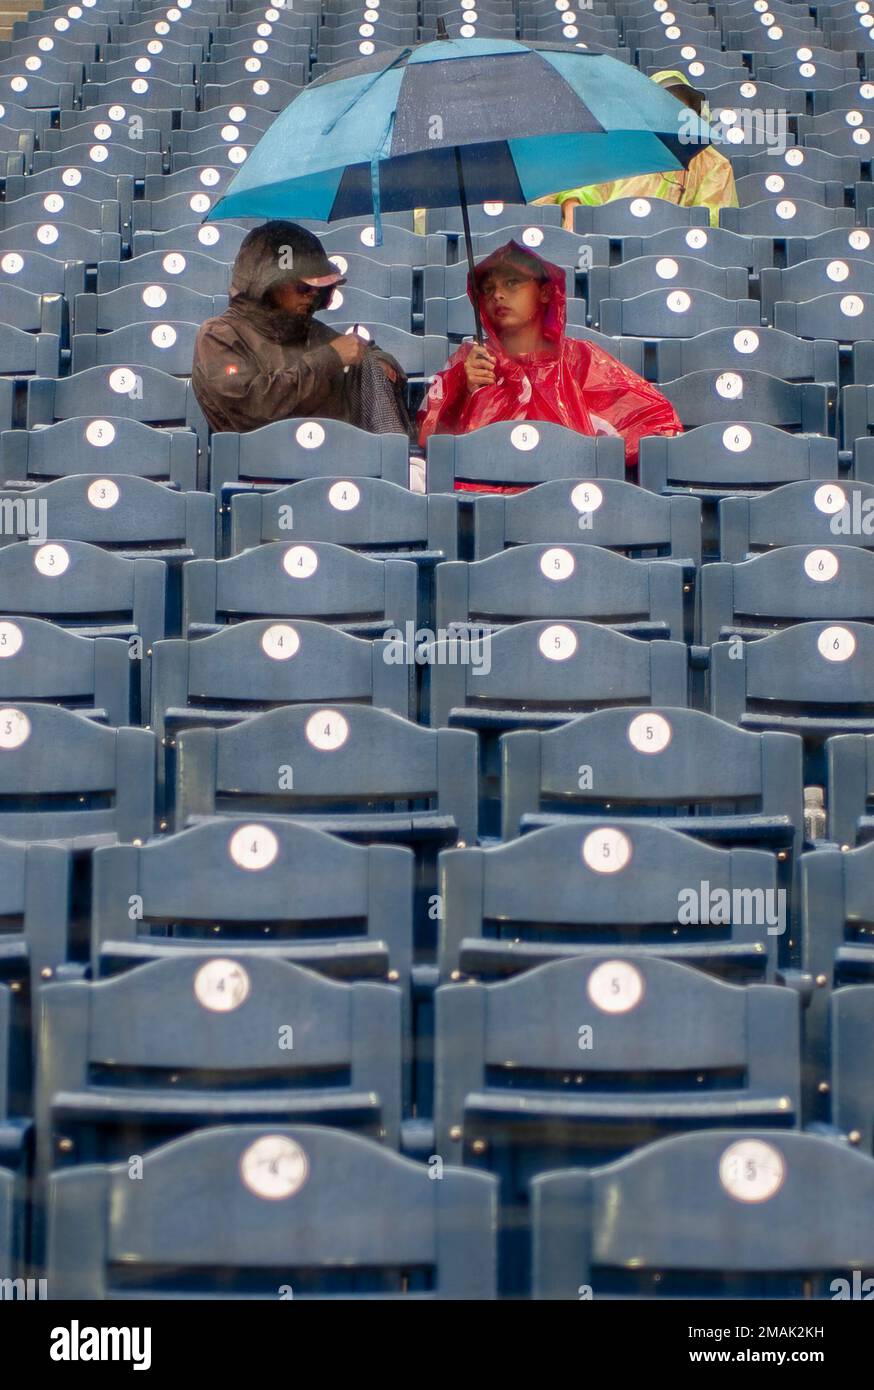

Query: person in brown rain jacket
left=191, top=219, right=410, bottom=435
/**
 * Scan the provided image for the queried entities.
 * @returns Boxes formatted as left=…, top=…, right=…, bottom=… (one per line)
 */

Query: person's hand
left=329, top=333, right=367, bottom=368
left=561, top=197, right=580, bottom=231
left=464, top=344, right=497, bottom=393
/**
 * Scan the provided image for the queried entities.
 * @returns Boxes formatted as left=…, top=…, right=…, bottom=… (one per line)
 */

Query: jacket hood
left=467, top=240, right=567, bottom=351
left=228, top=221, right=346, bottom=343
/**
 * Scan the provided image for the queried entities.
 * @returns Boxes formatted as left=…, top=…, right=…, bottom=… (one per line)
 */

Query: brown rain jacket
left=191, top=225, right=406, bottom=434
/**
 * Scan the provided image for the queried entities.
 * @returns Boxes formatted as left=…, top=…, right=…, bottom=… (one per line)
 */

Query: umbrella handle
left=454, top=146, right=484, bottom=347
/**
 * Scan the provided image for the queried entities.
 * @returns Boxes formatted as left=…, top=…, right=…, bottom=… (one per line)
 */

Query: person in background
left=539, top=70, right=738, bottom=230
left=418, top=240, right=682, bottom=490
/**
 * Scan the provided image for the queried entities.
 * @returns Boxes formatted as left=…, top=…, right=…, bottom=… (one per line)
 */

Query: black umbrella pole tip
left=436, top=16, right=449, bottom=37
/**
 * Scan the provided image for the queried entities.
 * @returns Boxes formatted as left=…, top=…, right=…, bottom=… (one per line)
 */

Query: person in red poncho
left=417, top=241, right=683, bottom=491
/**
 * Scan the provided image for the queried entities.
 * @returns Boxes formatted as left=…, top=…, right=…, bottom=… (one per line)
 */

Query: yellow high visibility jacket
left=542, top=144, right=738, bottom=229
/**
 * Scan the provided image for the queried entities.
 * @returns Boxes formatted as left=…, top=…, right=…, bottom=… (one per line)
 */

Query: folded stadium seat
left=71, top=319, right=202, bottom=378
left=14, top=17, right=109, bottom=46
left=314, top=42, right=404, bottom=68
left=0, top=245, right=83, bottom=315
left=626, top=22, right=720, bottom=49
left=0, top=616, right=134, bottom=727
left=0, top=982, right=30, bottom=1170
left=40, top=118, right=163, bottom=154
left=312, top=251, right=412, bottom=301
left=531, top=1129, right=874, bottom=1299
left=4, top=168, right=134, bottom=237
left=599, top=289, right=759, bottom=349
left=104, top=21, right=211, bottom=48
left=201, top=76, right=303, bottom=110
left=131, top=223, right=251, bottom=260
left=36, top=956, right=403, bottom=1183
left=438, top=819, right=783, bottom=981
left=753, top=59, right=849, bottom=90
left=0, top=537, right=165, bottom=712
left=170, top=141, right=256, bottom=172
left=706, top=77, right=805, bottom=114
left=86, top=56, right=195, bottom=82
left=735, top=169, right=845, bottom=207
left=177, top=102, right=275, bottom=135
left=426, top=424, right=625, bottom=497
left=0, top=73, right=75, bottom=107
left=207, top=37, right=310, bottom=65
left=152, top=618, right=413, bottom=764
left=840, top=382, right=874, bottom=471
left=499, top=704, right=803, bottom=859
left=79, top=76, right=196, bottom=110
left=142, top=164, right=236, bottom=202
left=805, top=124, right=874, bottom=159
left=636, top=45, right=735, bottom=71
left=210, top=417, right=411, bottom=534
left=131, top=190, right=236, bottom=233
left=573, top=197, right=709, bottom=236
left=0, top=97, right=52, bottom=144
left=315, top=284, right=412, bottom=334
left=96, top=247, right=226, bottom=296
left=26, top=363, right=208, bottom=461
left=642, top=59, right=751, bottom=85
left=786, top=226, right=874, bottom=271
left=436, top=955, right=801, bottom=1295
left=0, top=282, right=64, bottom=337
left=651, top=369, right=830, bottom=431
left=168, top=114, right=273, bottom=156
left=2, top=32, right=100, bottom=63
left=320, top=20, right=417, bottom=44
left=173, top=703, right=477, bottom=851
left=0, top=416, right=198, bottom=490
left=426, top=203, right=562, bottom=237
left=720, top=199, right=855, bottom=238
left=434, top=545, right=685, bottom=641
left=470, top=227, right=612, bottom=275
left=811, top=79, right=874, bottom=115
left=182, top=540, right=418, bottom=639
left=318, top=223, right=448, bottom=268
left=829, top=985, right=874, bottom=1152
left=0, top=191, right=121, bottom=242
left=73, top=284, right=225, bottom=335
left=230, top=475, right=457, bottom=564
left=471, top=476, right=701, bottom=566
left=761, top=259, right=874, bottom=325
left=700, top=545, right=874, bottom=653
left=46, top=1124, right=497, bottom=1299
left=800, top=109, right=874, bottom=141
left=654, top=326, right=839, bottom=388
left=0, top=702, right=154, bottom=850
left=590, top=254, right=749, bottom=311
left=620, top=224, right=774, bottom=274
left=0, top=838, right=70, bottom=1063
left=55, top=99, right=175, bottom=142
left=711, top=619, right=874, bottom=783
left=92, top=809, right=414, bottom=981
left=775, top=293, right=874, bottom=383
left=719, top=478, right=874, bottom=561
left=732, top=145, right=860, bottom=187
left=425, top=285, right=584, bottom=341
left=213, top=18, right=318, bottom=47
left=0, top=322, right=60, bottom=418
left=99, top=38, right=206, bottom=66
left=31, top=141, right=163, bottom=179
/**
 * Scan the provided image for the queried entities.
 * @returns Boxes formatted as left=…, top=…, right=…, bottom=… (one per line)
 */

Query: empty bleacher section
left=0, top=0, right=871, bottom=1305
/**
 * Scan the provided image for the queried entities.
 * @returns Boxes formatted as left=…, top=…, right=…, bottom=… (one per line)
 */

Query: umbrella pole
left=454, top=145, right=484, bottom=346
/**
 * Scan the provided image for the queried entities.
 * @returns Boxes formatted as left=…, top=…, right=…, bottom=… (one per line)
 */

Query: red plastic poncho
left=417, top=240, right=684, bottom=492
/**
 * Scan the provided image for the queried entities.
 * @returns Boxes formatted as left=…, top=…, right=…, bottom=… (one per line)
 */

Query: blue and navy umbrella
left=208, top=32, right=713, bottom=339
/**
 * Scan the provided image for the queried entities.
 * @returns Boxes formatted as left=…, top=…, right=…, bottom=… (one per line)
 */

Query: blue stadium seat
left=86, top=55, right=195, bottom=83
left=775, top=293, right=874, bottom=356
left=735, top=170, right=845, bottom=207
left=0, top=219, right=121, bottom=266
left=426, top=424, right=625, bottom=494
left=230, top=476, right=457, bottom=566
left=200, top=76, right=303, bottom=111
left=471, top=226, right=612, bottom=272
left=173, top=703, right=478, bottom=852
left=807, top=124, right=874, bottom=158
left=313, top=250, right=412, bottom=300
left=711, top=621, right=874, bottom=765
left=37, top=957, right=403, bottom=1176
left=91, top=814, right=414, bottom=991
left=471, top=477, right=702, bottom=566
left=143, top=165, right=236, bottom=202
left=73, top=283, right=225, bottom=334
left=317, top=223, right=448, bottom=268
left=707, top=77, right=805, bottom=115
left=719, top=479, right=874, bottom=562
left=426, top=203, right=561, bottom=236
left=621, top=224, right=774, bottom=274
left=0, top=615, right=133, bottom=726
left=0, top=72, right=75, bottom=107
left=152, top=619, right=413, bottom=764
left=600, top=286, right=759, bottom=338
left=198, top=55, right=306, bottom=87
left=762, top=260, right=874, bottom=327
left=131, top=222, right=250, bottom=262
left=0, top=282, right=63, bottom=336
left=71, top=320, right=202, bottom=377
left=79, top=76, right=197, bottom=109
left=0, top=835, right=70, bottom=994
left=46, top=1124, right=497, bottom=1298
left=721, top=199, right=855, bottom=237
left=786, top=227, right=874, bottom=268
left=758, top=59, right=851, bottom=89
left=436, top=955, right=800, bottom=1293
left=573, top=197, right=710, bottom=235
left=0, top=190, right=120, bottom=234
left=170, top=142, right=256, bottom=173
left=829, top=985, right=874, bottom=1152
left=589, top=255, right=749, bottom=320
left=812, top=80, right=874, bottom=115
left=438, top=819, right=783, bottom=980
left=500, top=705, right=803, bottom=851
left=4, top=168, right=132, bottom=232
left=182, top=541, right=418, bottom=639
left=322, top=322, right=447, bottom=389
left=0, top=702, right=154, bottom=848
left=654, top=325, right=838, bottom=386
left=652, top=371, right=830, bottom=431
left=317, top=284, right=412, bottom=333
left=700, top=545, right=874, bottom=646
left=531, top=1130, right=874, bottom=1298
left=825, top=732, right=874, bottom=845
left=1, top=414, right=194, bottom=497
left=734, top=144, right=860, bottom=186
left=435, top=545, right=685, bottom=641
left=97, top=248, right=229, bottom=296
left=31, top=141, right=162, bottom=178
left=26, top=363, right=208, bottom=453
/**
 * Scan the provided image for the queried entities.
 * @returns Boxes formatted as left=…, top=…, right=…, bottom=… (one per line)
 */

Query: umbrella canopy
left=206, top=37, right=714, bottom=225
